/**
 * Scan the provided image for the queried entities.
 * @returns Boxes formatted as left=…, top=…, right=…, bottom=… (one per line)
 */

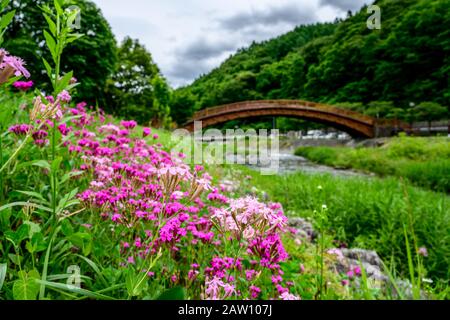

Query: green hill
left=171, top=0, right=450, bottom=127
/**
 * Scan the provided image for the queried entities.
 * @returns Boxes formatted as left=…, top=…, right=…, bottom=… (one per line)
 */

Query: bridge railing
left=190, top=100, right=376, bottom=125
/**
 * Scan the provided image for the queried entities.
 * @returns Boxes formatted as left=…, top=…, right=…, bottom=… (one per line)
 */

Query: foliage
left=104, top=37, right=172, bottom=126
left=411, top=102, right=449, bottom=124
left=0, top=0, right=15, bottom=46
left=171, top=23, right=336, bottom=123
left=4, top=0, right=117, bottom=103
left=172, top=0, right=450, bottom=127
left=295, top=136, right=450, bottom=192
left=0, top=0, right=448, bottom=302
left=230, top=166, right=449, bottom=283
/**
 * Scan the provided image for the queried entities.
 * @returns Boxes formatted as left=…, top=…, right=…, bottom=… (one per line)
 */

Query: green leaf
left=0, top=207, right=11, bottom=229
left=60, top=219, right=73, bottom=236
left=56, top=71, right=73, bottom=94
left=59, top=170, right=83, bottom=185
left=32, top=160, right=51, bottom=171
left=5, top=223, right=30, bottom=247
left=43, top=30, right=57, bottom=62
left=24, top=221, right=41, bottom=238
left=68, top=232, right=92, bottom=256
left=75, top=255, right=109, bottom=287
left=0, top=201, right=53, bottom=214
left=47, top=274, right=91, bottom=282
left=8, top=253, right=23, bottom=265
left=16, top=190, right=47, bottom=203
left=35, top=280, right=116, bottom=300
left=157, top=287, right=186, bottom=300
left=26, top=233, right=47, bottom=254
left=51, top=156, right=63, bottom=174
left=42, top=58, right=53, bottom=82
left=1, top=0, right=10, bottom=11
left=0, top=10, right=15, bottom=30
left=65, top=82, right=80, bottom=91
left=43, top=13, right=57, bottom=36
left=13, top=270, right=40, bottom=300
left=53, top=0, right=63, bottom=16
left=0, top=263, right=7, bottom=291
left=56, top=187, right=79, bottom=213
left=65, top=33, right=83, bottom=44
left=125, top=268, right=145, bottom=297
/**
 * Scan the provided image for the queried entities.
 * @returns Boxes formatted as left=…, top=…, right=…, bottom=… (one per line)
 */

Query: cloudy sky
left=91, top=0, right=369, bottom=87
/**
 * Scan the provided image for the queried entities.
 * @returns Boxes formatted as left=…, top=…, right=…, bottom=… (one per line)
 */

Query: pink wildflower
left=13, top=80, right=33, bottom=91
left=418, top=247, right=428, bottom=257
left=249, top=285, right=261, bottom=299
left=280, top=292, right=300, bottom=300
left=120, top=120, right=137, bottom=130
left=143, top=127, right=152, bottom=137
left=2, top=55, right=30, bottom=78
left=58, top=90, right=71, bottom=103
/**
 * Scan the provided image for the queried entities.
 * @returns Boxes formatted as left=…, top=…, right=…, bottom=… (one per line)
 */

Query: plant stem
left=320, top=231, right=325, bottom=298
left=39, top=226, right=59, bottom=299
left=0, top=131, right=4, bottom=202
left=0, top=133, right=31, bottom=174
left=51, top=118, right=57, bottom=216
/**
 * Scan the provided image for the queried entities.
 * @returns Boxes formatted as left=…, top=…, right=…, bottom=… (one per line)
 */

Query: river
left=247, top=150, right=370, bottom=177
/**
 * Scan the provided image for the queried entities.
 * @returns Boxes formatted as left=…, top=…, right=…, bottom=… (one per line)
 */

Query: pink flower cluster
left=13, top=80, right=33, bottom=91
left=10, top=96, right=299, bottom=300
left=211, top=196, right=287, bottom=240
left=0, top=48, right=31, bottom=79
left=8, top=93, right=73, bottom=146
left=8, top=124, right=33, bottom=136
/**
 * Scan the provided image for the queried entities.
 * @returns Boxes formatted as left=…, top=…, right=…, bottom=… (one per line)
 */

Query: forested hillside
left=172, top=0, right=449, bottom=126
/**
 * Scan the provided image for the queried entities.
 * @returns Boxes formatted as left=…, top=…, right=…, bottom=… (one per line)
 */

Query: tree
left=170, top=89, right=197, bottom=126
left=385, top=107, right=406, bottom=120
left=104, top=37, right=171, bottom=126
left=4, top=0, right=117, bottom=104
left=366, top=101, right=395, bottom=119
left=151, top=74, right=172, bottom=128
left=412, top=102, right=449, bottom=133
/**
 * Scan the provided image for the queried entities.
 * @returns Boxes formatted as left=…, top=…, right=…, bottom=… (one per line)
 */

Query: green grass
left=294, top=136, right=450, bottom=192
left=218, top=165, right=450, bottom=284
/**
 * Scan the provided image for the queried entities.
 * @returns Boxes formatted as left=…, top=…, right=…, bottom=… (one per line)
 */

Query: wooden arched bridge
left=183, top=100, right=410, bottom=138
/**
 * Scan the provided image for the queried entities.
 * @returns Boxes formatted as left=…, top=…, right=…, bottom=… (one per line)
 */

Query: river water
left=248, top=150, right=369, bottom=177
left=205, top=137, right=370, bottom=178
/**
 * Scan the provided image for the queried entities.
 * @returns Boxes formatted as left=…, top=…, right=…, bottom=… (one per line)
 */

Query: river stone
left=330, top=248, right=430, bottom=299
left=334, top=248, right=388, bottom=282
left=287, top=217, right=317, bottom=241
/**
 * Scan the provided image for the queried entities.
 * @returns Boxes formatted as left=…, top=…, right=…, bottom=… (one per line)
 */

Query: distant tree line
left=4, top=0, right=171, bottom=126
left=171, top=0, right=449, bottom=128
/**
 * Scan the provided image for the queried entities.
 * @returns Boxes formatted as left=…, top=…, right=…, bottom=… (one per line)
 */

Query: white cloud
left=91, top=0, right=370, bottom=87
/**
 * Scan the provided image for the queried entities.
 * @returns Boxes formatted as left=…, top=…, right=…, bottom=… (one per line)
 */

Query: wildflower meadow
left=0, top=0, right=448, bottom=303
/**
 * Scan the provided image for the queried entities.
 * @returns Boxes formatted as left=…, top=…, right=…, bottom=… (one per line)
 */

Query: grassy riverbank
left=294, top=136, right=450, bottom=192
left=208, top=165, right=450, bottom=286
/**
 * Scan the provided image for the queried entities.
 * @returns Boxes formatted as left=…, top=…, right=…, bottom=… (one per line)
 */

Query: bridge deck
left=185, top=100, right=410, bottom=138
left=191, top=100, right=376, bottom=125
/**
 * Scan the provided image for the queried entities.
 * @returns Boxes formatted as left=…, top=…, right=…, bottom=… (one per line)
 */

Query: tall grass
left=233, top=166, right=449, bottom=283
left=295, top=136, right=450, bottom=192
